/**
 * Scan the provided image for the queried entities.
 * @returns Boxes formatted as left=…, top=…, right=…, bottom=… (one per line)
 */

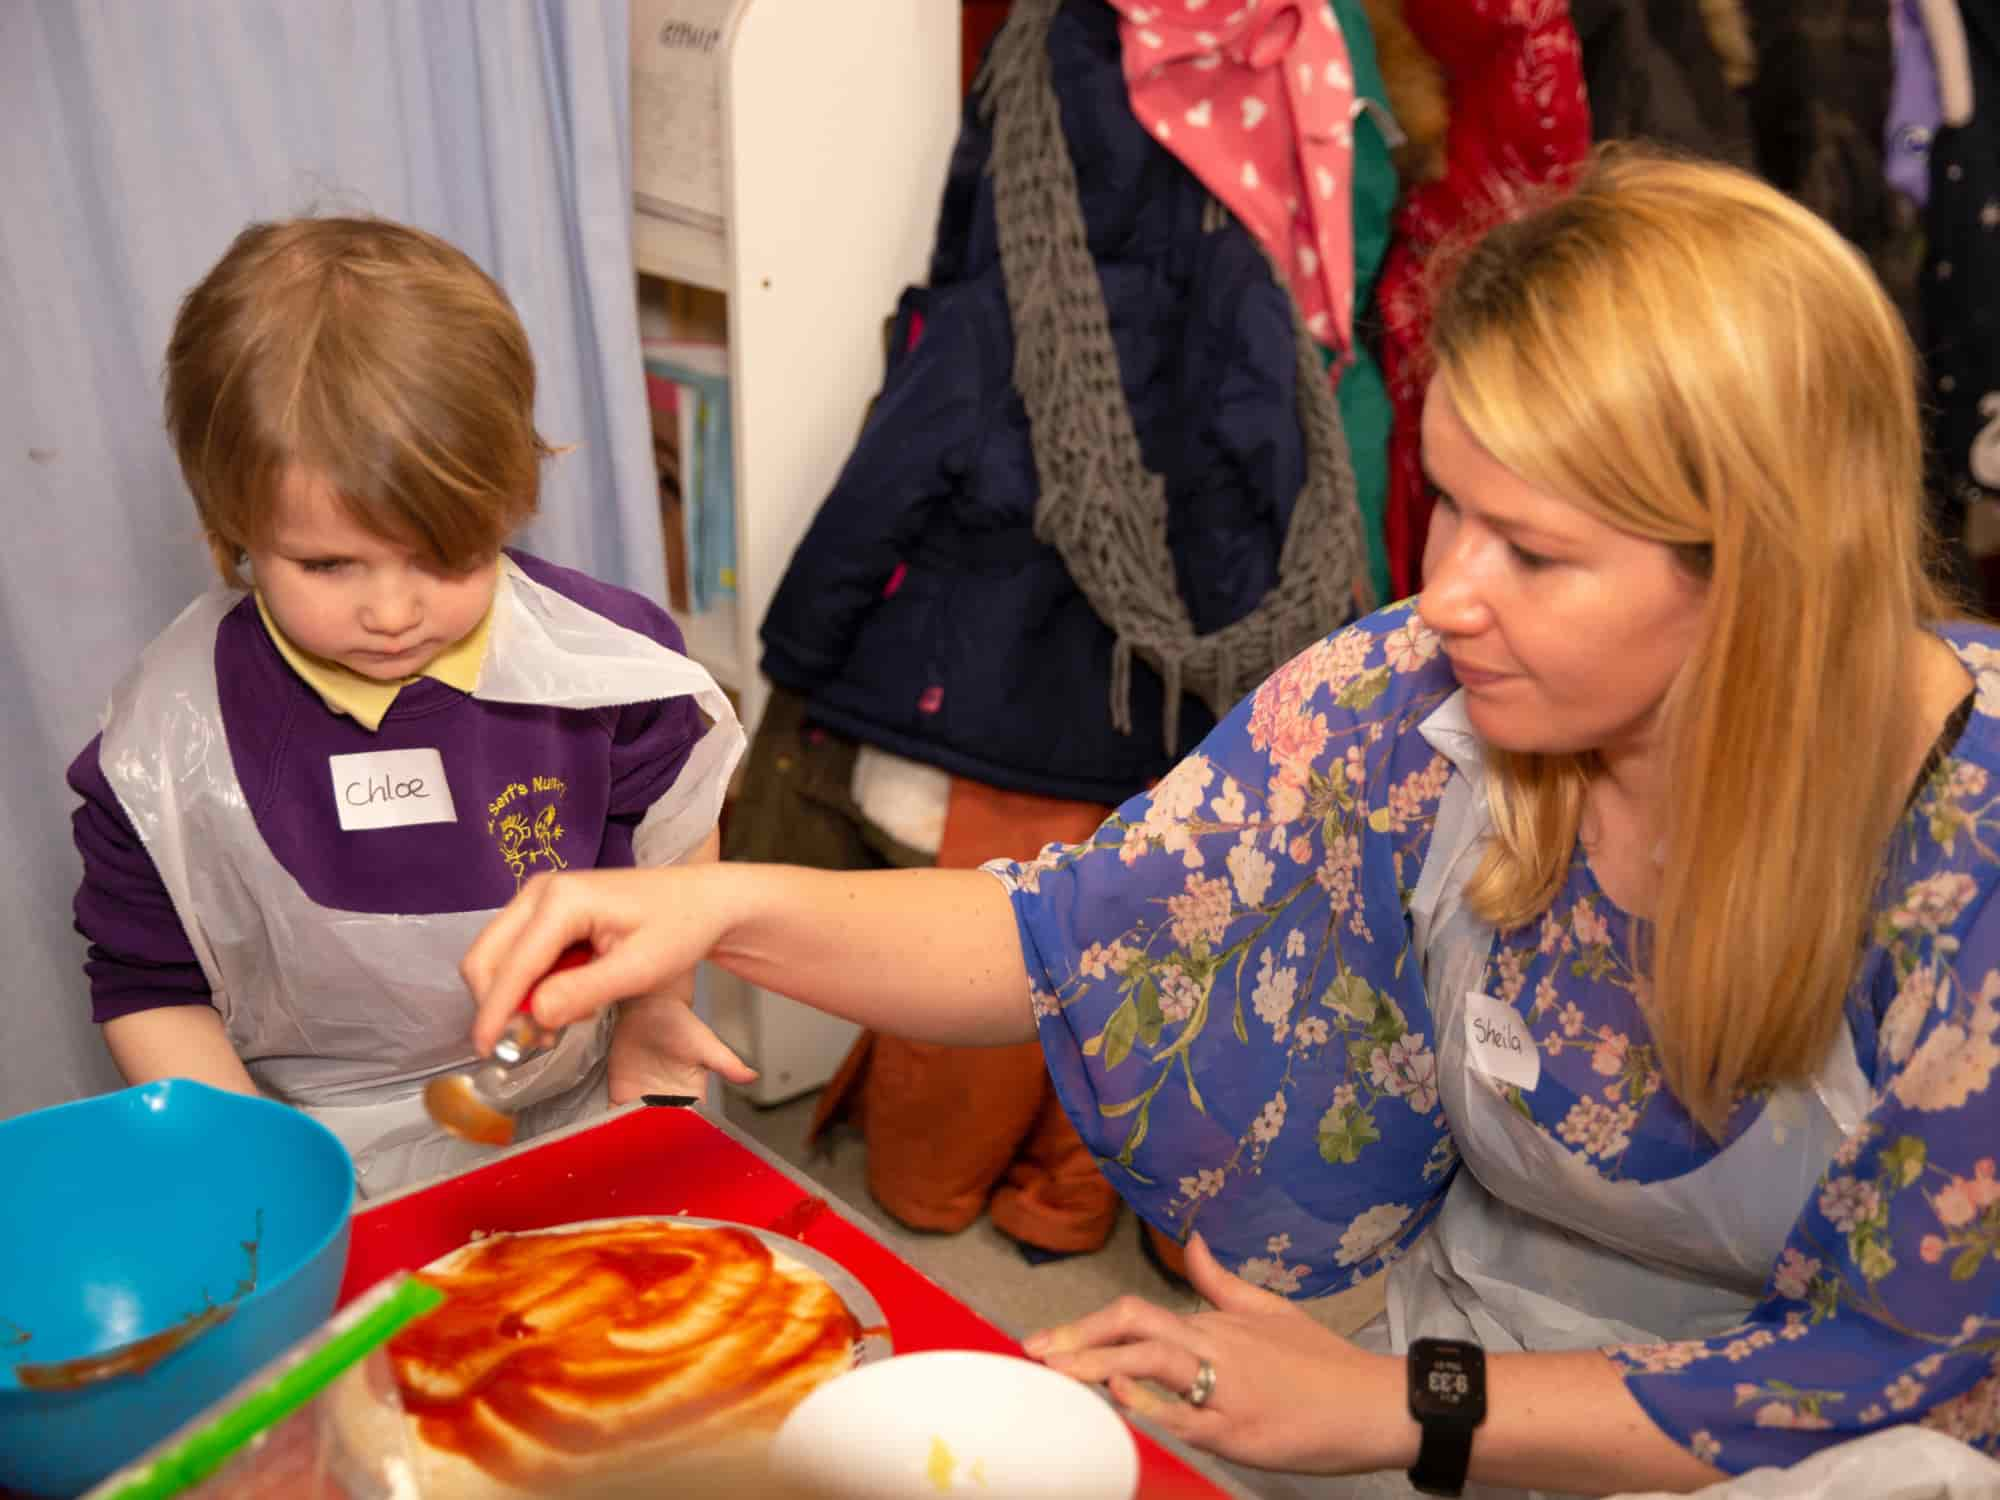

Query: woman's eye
left=1508, top=542, right=1553, bottom=571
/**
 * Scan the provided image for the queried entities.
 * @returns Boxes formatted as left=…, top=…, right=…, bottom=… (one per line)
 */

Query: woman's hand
left=462, top=865, right=734, bottom=1054
left=1023, top=1232, right=1416, bottom=1475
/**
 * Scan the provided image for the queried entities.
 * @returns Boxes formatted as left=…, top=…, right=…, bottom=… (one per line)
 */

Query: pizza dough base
left=342, top=1219, right=866, bottom=1500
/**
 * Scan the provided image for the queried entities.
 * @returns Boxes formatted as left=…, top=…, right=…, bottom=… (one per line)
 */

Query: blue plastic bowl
left=0, top=1080, right=353, bottom=1497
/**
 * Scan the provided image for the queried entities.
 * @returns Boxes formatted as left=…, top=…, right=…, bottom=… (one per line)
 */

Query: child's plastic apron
left=1252, top=693, right=1873, bottom=1500
left=95, top=556, right=744, bottom=1199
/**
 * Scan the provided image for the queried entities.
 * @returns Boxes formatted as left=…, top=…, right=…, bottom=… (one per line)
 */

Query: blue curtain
left=0, top=0, right=663, bottom=1120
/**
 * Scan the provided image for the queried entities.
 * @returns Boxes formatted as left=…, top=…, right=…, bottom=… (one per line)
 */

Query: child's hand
left=607, top=985, right=757, bottom=1103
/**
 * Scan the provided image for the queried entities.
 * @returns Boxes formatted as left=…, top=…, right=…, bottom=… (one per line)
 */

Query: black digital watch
left=1406, top=1337, right=1487, bottom=1497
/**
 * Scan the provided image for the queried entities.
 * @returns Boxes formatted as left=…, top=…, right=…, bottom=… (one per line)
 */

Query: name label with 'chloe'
left=1463, top=990, right=1540, bottom=1093
left=329, top=748, right=457, bottom=832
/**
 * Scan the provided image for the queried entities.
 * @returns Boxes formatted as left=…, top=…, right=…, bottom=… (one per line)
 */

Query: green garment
left=1327, top=0, right=1398, bottom=606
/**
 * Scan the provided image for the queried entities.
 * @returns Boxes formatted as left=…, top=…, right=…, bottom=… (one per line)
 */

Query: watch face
left=1408, top=1339, right=1487, bottom=1423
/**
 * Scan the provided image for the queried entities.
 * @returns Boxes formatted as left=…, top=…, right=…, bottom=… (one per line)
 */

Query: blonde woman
left=463, top=149, right=2000, bottom=1495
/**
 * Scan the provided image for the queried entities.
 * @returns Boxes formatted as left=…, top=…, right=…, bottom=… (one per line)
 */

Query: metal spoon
left=425, top=943, right=595, bottom=1147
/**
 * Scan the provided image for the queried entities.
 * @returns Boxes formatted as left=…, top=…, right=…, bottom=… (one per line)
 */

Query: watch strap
left=1408, top=1420, right=1475, bottom=1497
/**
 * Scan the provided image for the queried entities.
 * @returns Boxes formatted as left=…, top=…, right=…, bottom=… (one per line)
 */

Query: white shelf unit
left=633, top=0, right=961, bottom=1105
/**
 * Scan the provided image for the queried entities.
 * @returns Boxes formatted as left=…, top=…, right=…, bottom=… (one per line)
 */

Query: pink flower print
left=1259, top=704, right=1331, bottom=786
left=1269, top=777, right=1306, bottom=824
left=1895, top=1021, right=2000, bottom=1112
left=1882, top=962, right=1939, bottom=1066
left=1530, top=974, right=1559, bottom=1019
left=1590, top=1031, right=1630, bottom=1078
left=1146, top=753, right=1216, bottom=823
left=1250, top=630, right=1357, bottom=747
left=1932, top=1160, right=2000, bottom=1228
left=1772, top=1248, right=1821, bottom=1301
left=1972, top=1158, right=2000, bottom=1208
left=1890, top=871, right=1979, bottom=933
left=1167, top=873, right=1234, bottom=948
left=1209, top=776, right=1248, bottom=824
left=1382, top=618, right=1439, bottom=673
left=1922, top=1366, right=2000, bottom=1442
left=1385, top=754, right=1452, bottom=829
left=1557, top=1096, right=1635, bottom=1159
left=1251, top=948, right=1299, bottom=1037
left=1606, top=1339, right=1710, bottom=1374
left=1818, top=1177, right=1882, bottom=1233
left=1833, top=1123, right=1873, bottom=1168
left=1159, top=969, right=1202, bottom=1023
left=1079, top=941, right=1137, bottom=981
left=1251, top=1093, right=1289, bottom=1143
left=1228, top=835, right=1276, bottom=905
left=1335, top=1201, right=1411, bottom=1266
left=1177, top=1166, right=1225, bottom=1203
left=1922, top=1235, right=1948, bottom=1265
left=1935, top=1178, right=1979, bottom=1229
left=1571, top=898, right=1610, bottom=949
left=1238, top=1252, right=1307, bottom=1295
left=1753, top=1403, right=1831, bottom=1431
left=1370, top=1033, right=1438, bottom=1113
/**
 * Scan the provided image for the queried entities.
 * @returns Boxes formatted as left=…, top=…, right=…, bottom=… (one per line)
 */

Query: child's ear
left=207, top=532, right=249, bottom=589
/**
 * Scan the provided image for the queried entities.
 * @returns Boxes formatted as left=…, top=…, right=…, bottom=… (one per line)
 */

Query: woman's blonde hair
left=1429, top=145, right=1954, bottom=1135
left=163, top=216, right=553, bottom=585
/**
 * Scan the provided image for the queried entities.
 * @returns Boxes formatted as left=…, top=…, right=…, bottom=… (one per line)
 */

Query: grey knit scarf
left=981, top=0, right=1371, bottom=753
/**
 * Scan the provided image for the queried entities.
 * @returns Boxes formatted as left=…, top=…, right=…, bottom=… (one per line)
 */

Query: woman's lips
left=1447, top=658, right=1511, bottom=689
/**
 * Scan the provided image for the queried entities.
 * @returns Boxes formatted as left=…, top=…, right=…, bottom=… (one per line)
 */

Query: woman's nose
left=1414, top=521, right=1487, bottom=637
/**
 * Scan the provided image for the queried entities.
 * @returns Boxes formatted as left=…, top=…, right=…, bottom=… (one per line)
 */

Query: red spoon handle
left=515, top=941, right=596, bottom=1014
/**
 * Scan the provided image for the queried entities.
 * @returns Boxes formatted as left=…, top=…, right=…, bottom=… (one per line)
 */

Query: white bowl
left=769, top=1349, right=1139, bottom=1499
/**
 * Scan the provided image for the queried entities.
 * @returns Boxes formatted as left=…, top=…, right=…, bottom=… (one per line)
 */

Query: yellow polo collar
left=254, top=593, right=492, bottom=732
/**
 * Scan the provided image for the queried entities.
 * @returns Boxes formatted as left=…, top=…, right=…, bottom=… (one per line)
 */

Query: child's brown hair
left=163, top=217, right=553, bottom=585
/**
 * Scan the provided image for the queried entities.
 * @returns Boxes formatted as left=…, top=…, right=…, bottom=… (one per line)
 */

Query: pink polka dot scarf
left=1112, top=0, right=1360, bottom=357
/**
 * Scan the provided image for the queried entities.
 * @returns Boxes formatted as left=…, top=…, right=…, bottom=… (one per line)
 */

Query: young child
left=66, top=216, right=749, bottom=1197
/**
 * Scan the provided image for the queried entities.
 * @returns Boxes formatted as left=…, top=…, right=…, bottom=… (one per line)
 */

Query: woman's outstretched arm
left=464, top=863, right=1034, bottom=1054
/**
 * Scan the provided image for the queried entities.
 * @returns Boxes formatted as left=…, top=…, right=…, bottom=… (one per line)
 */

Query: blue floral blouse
left=991, top=601, right=2000, bottom=1475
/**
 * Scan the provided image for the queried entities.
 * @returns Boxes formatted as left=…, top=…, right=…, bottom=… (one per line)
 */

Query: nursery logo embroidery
left=487, top=775, right=571, bottom=890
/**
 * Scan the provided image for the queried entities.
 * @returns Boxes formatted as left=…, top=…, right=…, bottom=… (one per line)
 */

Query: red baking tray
left=338, top=1101, right=1247, bottom=1500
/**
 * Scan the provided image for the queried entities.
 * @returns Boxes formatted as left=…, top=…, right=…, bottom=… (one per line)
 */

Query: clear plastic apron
left=1238, top=694, right=1871, bottom=1500
left=96, top=556, right=744, bottom=1198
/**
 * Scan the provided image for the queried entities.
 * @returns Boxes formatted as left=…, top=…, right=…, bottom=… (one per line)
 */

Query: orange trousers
left=807, top=779, right=1124, bottom=1253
